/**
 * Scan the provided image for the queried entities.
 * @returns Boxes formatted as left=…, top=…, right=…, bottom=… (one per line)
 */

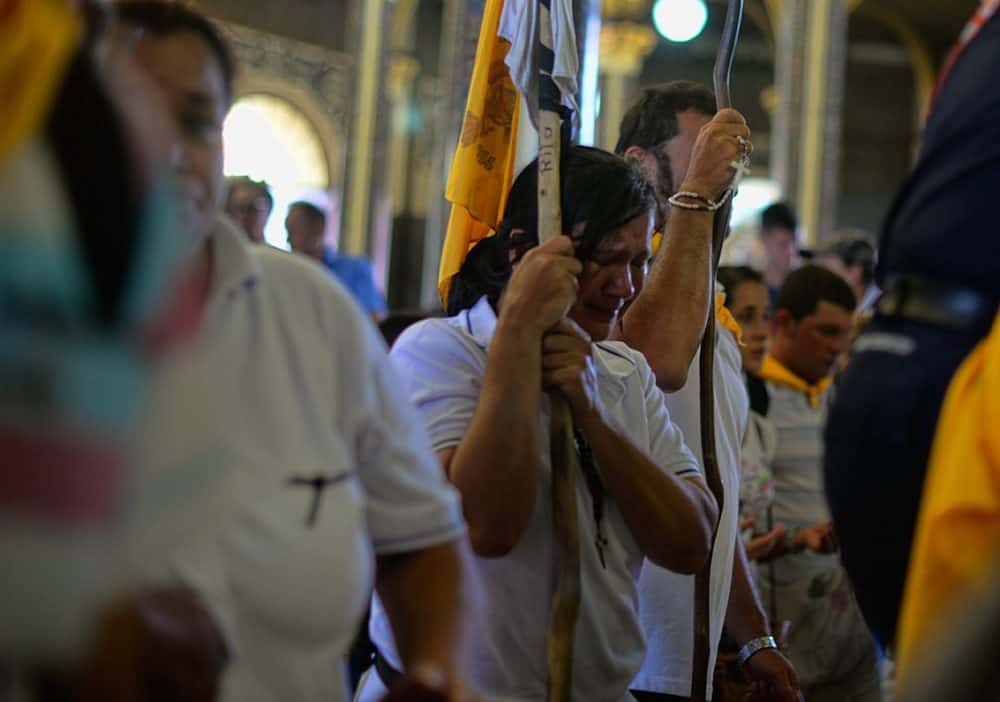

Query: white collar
left=461, top=296, right=499, bottom=350
left=208, top=213, right=261, bottom=305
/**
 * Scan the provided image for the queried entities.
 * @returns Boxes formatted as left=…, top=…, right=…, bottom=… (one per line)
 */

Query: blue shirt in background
left=321, top=247, right=388, bottom=317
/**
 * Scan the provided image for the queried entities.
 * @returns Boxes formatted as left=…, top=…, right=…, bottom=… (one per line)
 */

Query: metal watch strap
left=737, top=635, right=778, bottom=667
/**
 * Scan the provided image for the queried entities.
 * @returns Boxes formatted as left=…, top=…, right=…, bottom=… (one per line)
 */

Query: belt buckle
left=878, top=276, right=914, bottom=319
left=878, top=288, right=904, bottom=318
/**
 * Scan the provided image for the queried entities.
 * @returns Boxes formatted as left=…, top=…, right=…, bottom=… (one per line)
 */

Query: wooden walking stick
left=691, top=2, right=743, bottom=701
left=537, top=2, right=581, bottom=701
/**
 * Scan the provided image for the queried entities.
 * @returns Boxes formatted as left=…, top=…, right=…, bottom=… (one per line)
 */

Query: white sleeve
left=346, top=316, right=466, bottom=556
left=388, top=320, right=484, bottom=453
left=637, top=352, right=701, bottom=479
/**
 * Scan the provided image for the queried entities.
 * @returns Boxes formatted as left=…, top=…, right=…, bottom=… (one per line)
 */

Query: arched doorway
left=222, top=93, right=330, bottom=248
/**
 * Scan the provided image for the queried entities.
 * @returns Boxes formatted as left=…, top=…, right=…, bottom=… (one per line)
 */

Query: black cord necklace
left=573, top=428, right=608, bottom=568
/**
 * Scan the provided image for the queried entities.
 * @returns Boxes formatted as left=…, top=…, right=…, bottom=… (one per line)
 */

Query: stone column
left=382, top=53, right=426, bottom=310
left=771, top=0, right=849, bottom=247
left=386, top=55, right=421, bottom=219
left=575, top=0, right=603, bottom=145
left=419, top=0, right=486, bottom=308
left=597, top=21, right=656, bottom=151
left=341, top=0, right=391, bottom=261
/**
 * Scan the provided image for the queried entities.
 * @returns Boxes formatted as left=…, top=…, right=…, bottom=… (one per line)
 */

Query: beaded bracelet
left=667, top=190, right=728, bottom=212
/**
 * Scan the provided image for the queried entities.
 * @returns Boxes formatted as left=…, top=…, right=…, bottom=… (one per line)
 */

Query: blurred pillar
left=387, top=56, right=421, bottom=220
left=419, top=0, right=483, bottom=309
left=342, top=0, right=391, bottom=266
left=771, top=0, right=848, bottom=247
left=383, top=53, right=424, bottom=310
left=576, top=0, right=603, bottom=145
left=597, top=21, right=656, bottom=151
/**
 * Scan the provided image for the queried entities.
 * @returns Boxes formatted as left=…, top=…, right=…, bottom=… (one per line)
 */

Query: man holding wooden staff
left=360, top=146, right=719, bottom=702
left=617, top=82, right=800, bottom=702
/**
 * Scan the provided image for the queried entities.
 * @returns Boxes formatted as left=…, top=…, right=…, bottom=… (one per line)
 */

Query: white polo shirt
left=632, top=322, right=748, bottom=700
left=133, top=216, right=465, bottom=702
left=364, top=296, right=700, bottom=702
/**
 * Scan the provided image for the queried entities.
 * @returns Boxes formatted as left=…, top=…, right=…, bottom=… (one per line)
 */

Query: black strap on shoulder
left=374, top=648, right=404, bottom=690
left=746, top=372, right=770, bottom=416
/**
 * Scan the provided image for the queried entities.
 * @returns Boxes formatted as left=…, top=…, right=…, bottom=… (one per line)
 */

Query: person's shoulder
left=255, top=246, right=352, bottom=303
left=390, top=312, right=486, bottom=379
left=595, top=339, right=641, bottom=361
left=391, top=314, right=473, bottom=357
left=595, top=340, right=649, bottom=377
left=251, top=245, right=374, bottom=343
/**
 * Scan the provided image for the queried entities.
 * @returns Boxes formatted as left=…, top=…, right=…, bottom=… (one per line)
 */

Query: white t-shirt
left=632, top=323, right=748, bottom=700
left=763, top=382, right=837, bottom=586
left=364, top=296, right=700, bottom=702
left=133, top=216, right=465, bottom=702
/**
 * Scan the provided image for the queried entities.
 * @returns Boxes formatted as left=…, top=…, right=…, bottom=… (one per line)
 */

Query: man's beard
left=652, top=148, right=675, bottom=232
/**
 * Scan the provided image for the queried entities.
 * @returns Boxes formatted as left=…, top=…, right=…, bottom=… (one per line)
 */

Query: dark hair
left=761, top=202, right=797, bottom=235
left=81, top=0, right=112, bottom=51
left=818, top=237, right=875, bottom=287
left=447, top=145, right=655, bottom=315
left=717, top=265, right=764, bottom=307
left=614, top=81, right=716, bottom=155
left=775, top=264, right=856, bottom=321
left=46, top=50, right=140, bottom=326
left=287, top=201, right=327, bottom=228
left=227, top=176, right=274, bottom=213
left=115, top=1, right=236, bottom=103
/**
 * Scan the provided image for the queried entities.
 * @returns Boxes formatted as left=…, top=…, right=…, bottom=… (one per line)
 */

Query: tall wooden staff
left=691, top=2, right=744, bottom=701
left=536, top=2, right=580, bottom=702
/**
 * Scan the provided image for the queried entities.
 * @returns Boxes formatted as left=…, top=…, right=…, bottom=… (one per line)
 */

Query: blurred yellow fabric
left=0, top=0, right=79, bottom=160
left=896, top=311, right=1000, bottom=680
left=716, top=291, right=743, bottom=344
left=438, top=0, right=520, bottom=305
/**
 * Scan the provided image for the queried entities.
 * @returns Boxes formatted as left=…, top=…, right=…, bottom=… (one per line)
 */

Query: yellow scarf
left=755, top=355, right=831, bottom=408
left=715, top=291, right=743, bottom=344
left=0, top=0, right=80, bottom=161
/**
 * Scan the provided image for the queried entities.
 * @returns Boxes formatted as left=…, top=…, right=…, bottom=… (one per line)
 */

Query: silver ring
left=736, top=135, right=751, bottom=156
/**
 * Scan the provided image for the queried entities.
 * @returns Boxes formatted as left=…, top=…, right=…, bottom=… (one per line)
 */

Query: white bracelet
left=667, top=191, right=722, bottom=211
left=737, top=635, right=778, bottom=667
left=667, top=190, right=732, bottom=212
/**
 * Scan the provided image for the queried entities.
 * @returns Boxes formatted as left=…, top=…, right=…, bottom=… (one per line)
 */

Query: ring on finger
left=736, top=135, right=751, bottom=158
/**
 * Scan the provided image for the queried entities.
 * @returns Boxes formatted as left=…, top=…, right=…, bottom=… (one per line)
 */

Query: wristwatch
left=737, top=635, right=779, bottom=668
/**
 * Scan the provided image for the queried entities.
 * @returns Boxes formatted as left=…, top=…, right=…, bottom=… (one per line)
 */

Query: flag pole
left=691, top=2, right=743, bottom=701
left=537, top=2, right=581, bottom=701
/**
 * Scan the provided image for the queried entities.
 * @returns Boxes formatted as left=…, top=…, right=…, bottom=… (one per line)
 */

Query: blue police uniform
left=824, top=8, right=1000, bottom=647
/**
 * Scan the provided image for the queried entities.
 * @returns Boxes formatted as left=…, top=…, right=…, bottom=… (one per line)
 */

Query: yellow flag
left=438, top=0, right=520, bottom=305
left=896, top=311, right=1000, bottom=681
left=0, top=0, right=80, bottom=161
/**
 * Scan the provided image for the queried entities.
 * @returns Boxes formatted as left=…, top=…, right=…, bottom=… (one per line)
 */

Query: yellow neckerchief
left=715, top=291, right=743, bottom=344
left=0, top=0, right=79, bottom=161
left=755, top=355, right=831, bottom=408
